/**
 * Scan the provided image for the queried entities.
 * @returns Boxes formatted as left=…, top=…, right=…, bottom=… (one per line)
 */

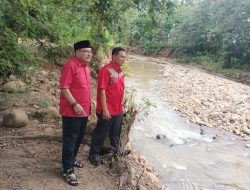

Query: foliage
left=130, top=0, right=250, bottom=70
left=129, top=0, right=176, bottom=54
left=0, top=0, right=58, bottom=78
left=38, top=99, right=53, bottom=108
left=1, top=0, right=248, bottom=77
left=168, top=0, right=250, bottom=68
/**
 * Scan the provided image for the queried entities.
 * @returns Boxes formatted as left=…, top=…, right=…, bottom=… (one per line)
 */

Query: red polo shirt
left=59, top=57, right=91, bottom=117
left=96, top=61, right=124, bottom=116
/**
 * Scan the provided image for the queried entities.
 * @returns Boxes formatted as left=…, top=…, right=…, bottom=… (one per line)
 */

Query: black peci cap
left=74, top=40, right=91, bottom=51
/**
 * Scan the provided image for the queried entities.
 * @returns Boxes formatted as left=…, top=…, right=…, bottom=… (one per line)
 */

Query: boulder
left=36, top=107, right=60, bottom=119
left=3, top=80, right=27, bottom=92
left=2, top=109, right=28, bottom=128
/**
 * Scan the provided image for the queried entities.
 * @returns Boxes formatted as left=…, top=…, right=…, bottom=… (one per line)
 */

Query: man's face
left=113, top=51, right=126, bottom=67
left=76, top=48, right=93, bottom=63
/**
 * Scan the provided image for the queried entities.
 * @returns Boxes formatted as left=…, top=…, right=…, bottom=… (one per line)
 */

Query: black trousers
left=89, top=114, right=123, bottom=155
left=62, top=116, right=88, bottom=173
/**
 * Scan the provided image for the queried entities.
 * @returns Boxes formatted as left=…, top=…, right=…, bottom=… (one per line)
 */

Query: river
left=126, top=55, right=250, bottom=190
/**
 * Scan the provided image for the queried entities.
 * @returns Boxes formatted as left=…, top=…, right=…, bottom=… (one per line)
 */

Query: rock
left=12, top=102, right=20, bottom=107
left=33, top=104, right=40, bottom=109
left=193, top=109, right=200, bottom=115
left=137, top=184, right=147, bottom=190
left=48, top=81, right=56, bottom=87
left=2, top=109, right=28, bottom=128
left=3, top=80, right=27, bottom=92
left=39, top=84, right=52, bottom=93
left=49, top=72, right=59, bottom=80
left=146, top=171, right=159, bottom=184
left=229, top=115, right=238, bottom=123
left=245, top=144, right=250, bottom=148
left=146, top=166, right=153, bottom=173
left=9, top=75, right=16, bottom=80
left=36, top=107, right=59, bottom=119
left=39, top=70, right=48, bottom=76
left=242, top=126, right=250, bottom=135
left=156, top=134, right=166, bottom=139
left=125, top=142, right=132, bottom=151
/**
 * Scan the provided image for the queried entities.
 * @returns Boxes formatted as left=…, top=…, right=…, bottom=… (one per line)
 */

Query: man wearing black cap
left=59, top=40, right=92, bottom=186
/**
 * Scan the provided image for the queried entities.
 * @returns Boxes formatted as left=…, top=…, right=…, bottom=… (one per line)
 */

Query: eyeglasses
left=78, top=50, right=93, bottom=54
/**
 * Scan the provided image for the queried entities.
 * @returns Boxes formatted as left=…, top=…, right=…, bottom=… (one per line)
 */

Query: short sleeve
left=98, top=68, right=110, bottom=90
left=60, top=63, right=73, bottom=88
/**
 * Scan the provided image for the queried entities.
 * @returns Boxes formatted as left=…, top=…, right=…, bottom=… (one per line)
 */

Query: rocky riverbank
left=0, top=64, right=168, bottom=189
left=147, top=56, right=250, bottom=139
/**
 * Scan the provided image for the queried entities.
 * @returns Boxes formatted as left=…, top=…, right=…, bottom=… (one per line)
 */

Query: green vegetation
left=38, top=99, right=53, bottom=109
left=131, top=0, right=250, bottom=71
left=0, top=0, right=249, bottom=78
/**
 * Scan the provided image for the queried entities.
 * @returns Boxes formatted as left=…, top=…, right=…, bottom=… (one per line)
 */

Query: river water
left=126, top=56, right=250, bottom=190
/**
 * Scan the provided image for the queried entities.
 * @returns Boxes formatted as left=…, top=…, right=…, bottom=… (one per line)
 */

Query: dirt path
left=0, top=123, right=119, bottom=190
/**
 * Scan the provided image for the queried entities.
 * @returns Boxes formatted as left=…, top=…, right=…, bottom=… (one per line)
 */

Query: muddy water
left=127, top=56, right=250, bottom=190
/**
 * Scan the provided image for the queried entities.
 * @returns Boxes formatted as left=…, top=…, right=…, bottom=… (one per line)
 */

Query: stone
left=39, top=84, right=52, bottom=93
left=245, top=144, right=250, bottom=148
left=33, top=104, right=40, bottom=109
left=39, top=70, right=48, bottom=76
left=12, top=102, right=20, bottom=107
left=137, top=184, right=147, bottom=190
left=49, top=72, right=59, bottom=80
left=36, top=107, right=59, bottom=119
left=9, top=75, right=16, bottom=80
left=193, top=109, right=200, bottom=115
left=156, top=134, right=166, bottom=139
left=146, top=171, right=159, bottom=184
left=242, top=126, right=250, bottom=135
left=38, top=77, right=49, bottom=84
left=2, top=109, right=28, bottom=128
left=146, top=166, right=153, bottom=173
left=48, top=81, right=56, bottom=87
left=3, top=80, right=27, bottom=93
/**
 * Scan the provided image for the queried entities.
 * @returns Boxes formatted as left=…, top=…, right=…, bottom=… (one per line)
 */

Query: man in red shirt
left=59, top=40, right=92, bottom=186
left=89, top=47, right=126, bottom=166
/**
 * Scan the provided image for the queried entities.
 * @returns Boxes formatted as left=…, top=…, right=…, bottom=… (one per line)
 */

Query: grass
left=38, top=99, right=53, bottom=108
left=0, top=93, right=10, bottom=107
left=173, top=55, right=250, bottom=84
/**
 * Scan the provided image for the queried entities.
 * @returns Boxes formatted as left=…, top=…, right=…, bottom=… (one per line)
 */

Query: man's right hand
left=102, top=109, right=111, bottom=120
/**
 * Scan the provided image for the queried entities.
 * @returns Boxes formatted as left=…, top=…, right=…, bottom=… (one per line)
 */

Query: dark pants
left=62, top=116, right=88, bottom=173
left=89, top=114, right=123, bottom=155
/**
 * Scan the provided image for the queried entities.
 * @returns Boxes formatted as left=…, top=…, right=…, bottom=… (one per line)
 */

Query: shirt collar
left=110, top=61, right=122, bottom=72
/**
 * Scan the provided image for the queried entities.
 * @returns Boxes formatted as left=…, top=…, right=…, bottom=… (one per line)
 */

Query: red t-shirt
left=59, top=57, right=91, bottom=117
left=96, top=61, right=124, bottom=116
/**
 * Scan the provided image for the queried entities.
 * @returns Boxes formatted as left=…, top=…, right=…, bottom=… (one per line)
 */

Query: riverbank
left=130, top=47, right=250, bottom=86
left=141, top=55, right=250, bottom=140
left=0, top=64, right=168, bottom=189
